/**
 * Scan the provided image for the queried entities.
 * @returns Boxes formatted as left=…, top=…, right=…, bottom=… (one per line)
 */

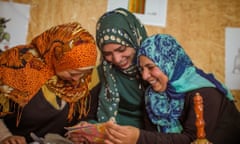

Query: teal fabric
left=137, top=34, right=234, bottom=133
left=115, top=70, right=144, bottom=128
left=95, top=8, right=147, bottom=127
left=96, top=8, right=147, bottom=51
left=97, top=64, right=144, bottom=128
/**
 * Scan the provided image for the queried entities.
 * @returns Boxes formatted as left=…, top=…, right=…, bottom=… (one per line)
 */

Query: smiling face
left=102, top=43, right=136, bottom=70
left=56, top=67, right=93, bottom=84
left=139, top=55, right=168, bottom=92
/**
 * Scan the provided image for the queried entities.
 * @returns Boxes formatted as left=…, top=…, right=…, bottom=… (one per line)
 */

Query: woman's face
left=56, top=67, right=93, bottom=83
left=139, top=55, right=168, bottom=92
left=102, top=43, right=136, bottom=70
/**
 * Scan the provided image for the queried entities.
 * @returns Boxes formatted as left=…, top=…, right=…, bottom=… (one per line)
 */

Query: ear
left=52, top=40, right=72, bottom=61
left=51, top=40, right=65, bottom=60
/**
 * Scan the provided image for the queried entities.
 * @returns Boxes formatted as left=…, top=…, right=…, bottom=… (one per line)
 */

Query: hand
left=66, top=121, right=92, bottom=143
left=104, top=121, right=140, bottom=144
left=66, top=121, right=106, bottom=144
left=1, top=135, right=27, bottom=144
left=67, top=133, right=90, bottom=144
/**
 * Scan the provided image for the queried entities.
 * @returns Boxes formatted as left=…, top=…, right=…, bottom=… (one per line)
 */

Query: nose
left=71, top=74, right=83, bottom=82
left=141, top=68, right=151, bottom=80
left=112, top=53, right=121, bottom=64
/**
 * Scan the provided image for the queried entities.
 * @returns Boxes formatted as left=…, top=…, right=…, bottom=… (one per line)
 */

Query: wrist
left=0, top=119, right=13, bottom=141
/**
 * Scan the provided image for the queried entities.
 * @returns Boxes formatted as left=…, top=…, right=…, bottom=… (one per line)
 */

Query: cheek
left=129, top=52, right=135, bottom=60
left=104, top=55, right=113, bottom=63
left=153, top=70, right=168, bottom=82
left=151, top=69, right=161, bottom=78
left=57, top=71, right=71, bottom=80
left=159, top=72, right=168, bottom=85
left=129, top=50, right=136, bottom=57
left=126, top=51, right=135, bottom=63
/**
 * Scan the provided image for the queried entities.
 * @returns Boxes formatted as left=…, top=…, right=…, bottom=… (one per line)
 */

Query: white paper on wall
left=225, top=27, right=240, bottom=90
left=0, top=1, right=30, bottom=51
left=107, top=0, right=168, bottom=27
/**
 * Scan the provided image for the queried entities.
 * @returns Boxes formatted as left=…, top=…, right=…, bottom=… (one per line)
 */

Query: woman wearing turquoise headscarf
left=104, top=34, right=240, bottom=144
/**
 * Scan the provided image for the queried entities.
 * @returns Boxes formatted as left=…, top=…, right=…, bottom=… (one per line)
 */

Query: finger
left=16, top=137, right=27, bottom=144
left=106, top=123, right=127, bottom=138
left=5, top=139, right=18, bottom=144
left=104, top=139, right=114, bottom=144
left=66, top=121, right=91, bottom=130
left=68, top=132, right=85, bottom=139
left=105, top=122, right=127, bottom=135
left=79, top=121, right=89, bottom=126
left=4, top=137, right=26, bottom=144
left=105, top=127, right=122, bottom=144
left=69, top=135, right=89, bottom=144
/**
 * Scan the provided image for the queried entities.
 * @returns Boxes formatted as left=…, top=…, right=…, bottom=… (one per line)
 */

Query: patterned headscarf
left=0, top=22, right=97, bottom=124
left=96, top=8, right=147, bottom=122
left=137, top=34, right=234, bottom=133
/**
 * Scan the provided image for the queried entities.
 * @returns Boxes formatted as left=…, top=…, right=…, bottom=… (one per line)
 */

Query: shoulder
left=185, top=87, right=225, bottom=101
left=90, top=82, right=101, bottom=95
left=183, top=87, right=228, bottom=110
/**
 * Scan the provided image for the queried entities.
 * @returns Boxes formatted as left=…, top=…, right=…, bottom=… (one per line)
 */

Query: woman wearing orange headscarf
left=0, top=22, right=97, bottom=144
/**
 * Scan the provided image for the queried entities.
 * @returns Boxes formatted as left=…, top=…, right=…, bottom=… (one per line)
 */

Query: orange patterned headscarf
left=0, top=22, right=97, bottom=123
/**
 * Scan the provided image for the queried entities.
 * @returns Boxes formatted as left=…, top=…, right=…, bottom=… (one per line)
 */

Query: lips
left=149, top=79, right=157, bottom=85
left=149, top=79, right=159, bottom=89
left=118, top=59, right=129, bottom=69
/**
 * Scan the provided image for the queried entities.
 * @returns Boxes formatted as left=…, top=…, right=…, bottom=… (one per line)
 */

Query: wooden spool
left=191, top=93, right=212, bottom=144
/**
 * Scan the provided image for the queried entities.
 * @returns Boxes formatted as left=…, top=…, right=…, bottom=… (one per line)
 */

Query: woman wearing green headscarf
left=94, top=7, right=148, bottom=128
left=67, top=8, right=150, bottom=143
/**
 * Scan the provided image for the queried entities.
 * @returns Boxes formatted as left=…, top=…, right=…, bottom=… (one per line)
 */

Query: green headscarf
left=96, top=8, right=147, bottom=51
left=95, top=8, right=147, bottom=124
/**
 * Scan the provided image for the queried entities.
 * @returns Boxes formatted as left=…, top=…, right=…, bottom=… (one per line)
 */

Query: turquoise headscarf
left=96, top=8, right=147, bottom=123
left=137, top=34, right=234, bottom=133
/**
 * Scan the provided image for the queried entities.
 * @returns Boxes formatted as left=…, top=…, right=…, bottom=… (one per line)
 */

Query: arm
left=0, top=119, right=12, bottom=141
left=80, top=82, right=100, bottom=123
left=0, top=119, right=27, bottom=144
left=67, top=83, right=101, bottom=143
left=137, top=87, right=227, bottom=144
left=105, top=87, right=227, bottom=144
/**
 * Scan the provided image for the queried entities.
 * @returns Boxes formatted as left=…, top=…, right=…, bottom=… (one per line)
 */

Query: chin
left=152, top=86, right=163, bottom=93
left=119, top=64, right=131, bottom=70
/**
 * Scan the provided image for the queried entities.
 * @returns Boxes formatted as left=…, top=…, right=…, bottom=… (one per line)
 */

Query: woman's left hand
left=104, top=120, right=140, bottom=144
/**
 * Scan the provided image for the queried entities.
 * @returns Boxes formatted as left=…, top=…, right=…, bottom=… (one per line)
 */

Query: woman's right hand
left=104, top=120, right=140, bottom=144
left=1, top=135, right=27, bottom=144
left=66, top=121, right=92, bottom=144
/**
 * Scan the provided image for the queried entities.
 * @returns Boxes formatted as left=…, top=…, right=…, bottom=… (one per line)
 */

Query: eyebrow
left=114, top=45, right=125, bottom=51
left=69, top=68, right=92, bottom=74
left=103, top=45, right=125, bottom=53
left=141, top=63, right=154, bottom=67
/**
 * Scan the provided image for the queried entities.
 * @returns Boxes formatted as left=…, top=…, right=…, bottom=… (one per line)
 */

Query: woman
left=67, top=8, right=150, bottom=143
left=94, top=7, right=148, bottom=127
left=104, top=34, right=240, bottom=144
left=0, top=22, right=97, bottom=144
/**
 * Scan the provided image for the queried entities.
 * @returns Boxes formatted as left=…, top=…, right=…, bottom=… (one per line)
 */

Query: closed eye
left=139, top=64, right=157, bottom=73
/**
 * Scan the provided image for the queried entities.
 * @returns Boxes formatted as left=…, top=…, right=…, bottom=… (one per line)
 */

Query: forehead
left=139, top=56, right=156, bottom=70
left=139, top=55, right=154, bottom=64
left=68, top=66, right=94, bottom=73
left=77, top=66, right=94, bottom=70
left=102, top=43, right=122, bottom=52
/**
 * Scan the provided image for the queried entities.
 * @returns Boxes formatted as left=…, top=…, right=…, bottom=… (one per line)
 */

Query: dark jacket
left=3, top=90, right=79, bottom=143
left=137, top=87, right=240, bottom=144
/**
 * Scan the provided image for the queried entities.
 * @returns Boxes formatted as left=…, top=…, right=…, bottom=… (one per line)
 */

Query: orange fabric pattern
left=0, top=22, right=97, bottom=125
